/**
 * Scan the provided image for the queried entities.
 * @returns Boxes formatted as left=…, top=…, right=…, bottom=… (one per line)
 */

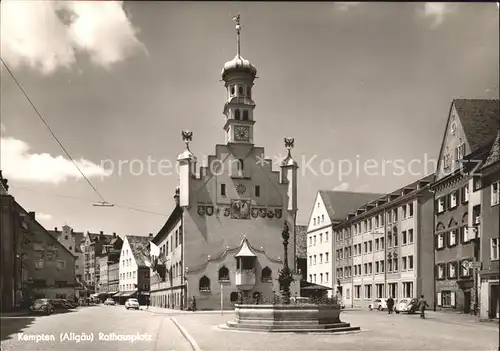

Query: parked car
left=104, top=298, right=116, bottom=306
left=395, top=298, right=419, bottom=314
left=29, top=299, right=54, bottom=315
left=369, top=298, right=388, bottom=311
left=62, top=299, right=77, bottom=308
left=125, top=298, right=140, bottom=310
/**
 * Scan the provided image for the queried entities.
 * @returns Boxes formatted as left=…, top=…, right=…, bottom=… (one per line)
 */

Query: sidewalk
left=143, top=306, right=235, bottom=315
left=0, top=310, right=30, bottom=317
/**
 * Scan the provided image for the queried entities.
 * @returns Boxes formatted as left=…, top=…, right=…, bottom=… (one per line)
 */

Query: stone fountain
left=224, top=221, right=360, bottom=333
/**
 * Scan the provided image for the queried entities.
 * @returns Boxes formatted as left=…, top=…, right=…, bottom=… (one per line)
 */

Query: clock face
left=234, top=126, right=250, bottom=141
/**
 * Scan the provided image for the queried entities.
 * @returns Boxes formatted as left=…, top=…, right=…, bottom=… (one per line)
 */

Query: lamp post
left=278, top=221, right=294, bottom=305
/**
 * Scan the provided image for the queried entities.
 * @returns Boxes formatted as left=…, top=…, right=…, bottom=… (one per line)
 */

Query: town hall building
left=149, top=15, right=300, bottom=310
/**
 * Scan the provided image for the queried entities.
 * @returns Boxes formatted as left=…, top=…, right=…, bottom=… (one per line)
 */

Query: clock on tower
left=234, top=126, right=250, bottom=141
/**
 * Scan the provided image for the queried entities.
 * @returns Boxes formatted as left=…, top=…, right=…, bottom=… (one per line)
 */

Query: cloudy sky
left=1, top=1, right=498, bottom=235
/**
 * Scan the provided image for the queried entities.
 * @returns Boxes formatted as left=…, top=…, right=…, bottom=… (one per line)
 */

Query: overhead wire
left=1, top=57, right=108, bottom=204
left=1, top=57, right=169, bottom=217
left=10, top=185, right=169, bottom=217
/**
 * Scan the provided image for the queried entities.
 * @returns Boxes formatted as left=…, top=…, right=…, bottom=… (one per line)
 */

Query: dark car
left=29, top=299, right=54, bottom=315
left=64, top=299, right=78, bottom=308
left=395, top=298, right=419, bottom=314
left=50, top=299, right=67, bottom=311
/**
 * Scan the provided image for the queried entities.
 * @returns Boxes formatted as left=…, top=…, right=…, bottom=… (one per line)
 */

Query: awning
left=120, top=290, right=137, bottom=298
left=112, top=292, right=123, bottom=297
left=107, top=291, right=118, bottom=295
left=139, top=292, right=150, bottom=296
left=300, top=282, right=332, bottom=290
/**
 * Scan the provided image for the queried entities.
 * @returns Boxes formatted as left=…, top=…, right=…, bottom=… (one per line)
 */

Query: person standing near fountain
left=387, top=296, right=395, bottom=314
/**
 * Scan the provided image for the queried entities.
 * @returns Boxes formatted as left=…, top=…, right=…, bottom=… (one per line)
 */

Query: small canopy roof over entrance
left=234, top=237, right=256, bottom=257
left=300, top=281, right=332, bottom=290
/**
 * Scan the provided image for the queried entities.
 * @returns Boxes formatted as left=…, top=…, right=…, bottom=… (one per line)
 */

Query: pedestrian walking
left=146, top=298, right=150, bottom=309
left=418, top=295, right=429, bottom=319
left=387, top=296, right=394, bottom=314
left=192, top=296, right=197, bottom=312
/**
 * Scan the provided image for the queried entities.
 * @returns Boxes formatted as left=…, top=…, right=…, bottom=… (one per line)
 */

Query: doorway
left=463, top=290, right=471, bottom=314
left=490, top=284, right=499, bottom=319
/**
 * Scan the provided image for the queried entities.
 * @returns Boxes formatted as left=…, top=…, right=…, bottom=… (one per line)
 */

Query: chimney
left=100, top=231, right=103, bottom=235
left=71, top=229, right=73, bottom=233
left=174, top=186, right=180, bottom=206
left=54, top=227, right=58, bottom=232
left=28, top=212, right=35, bottom=220
left=149, top=233, right=154, bottom=238
left=113, top=233, right=117, bottom=238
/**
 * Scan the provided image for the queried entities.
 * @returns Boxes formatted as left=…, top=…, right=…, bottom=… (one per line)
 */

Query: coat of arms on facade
left=197, top=205, right=205, bottom=216
left=267, top=210, right=275, bottom=219
left=231, top=199, right=251, bottom=219
left=223, top=207, right=231, bottom=217
left=259, top=208, right=267, bottom=218
left=206, top=206, right=214, bottom=216
left=251, top=208, right=259, bottom=218
left=275, top=209, right=282, bottom=219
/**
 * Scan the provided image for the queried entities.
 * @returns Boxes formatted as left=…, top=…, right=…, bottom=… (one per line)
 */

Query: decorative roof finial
left=181, top=130, right=193, bottom=150
left=232, top=13, right=241, bottom=58
left=284, top=137, right=294, bottom=157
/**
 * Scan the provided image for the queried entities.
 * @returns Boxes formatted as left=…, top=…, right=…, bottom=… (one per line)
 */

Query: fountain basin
left=225, top=303, right=360, bottom=333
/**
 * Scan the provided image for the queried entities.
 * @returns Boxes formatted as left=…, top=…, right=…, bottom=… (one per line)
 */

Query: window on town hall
left=199, top=276, right=210, bottom=291
left=492, top=182, right=499, bottom=206
left=408, top=229, right=414, bottom=243
left=238, top=86, right=244, bottom=95
left=408, top=255, right=414, bottom=270
left=261, top=267, right=272, bottom=282
left=221, top=184, right=226, bottom=196
left=234, top=109, right=241, bottom=120
left=491, top=238, right=499, bottom=261
left=255, top=185, right=260, bottom=197
left=242, top=110, right=249, bottom=121
left=218, top=266, right=229, bottom=281
left=230, top=85, right=235, bottom=95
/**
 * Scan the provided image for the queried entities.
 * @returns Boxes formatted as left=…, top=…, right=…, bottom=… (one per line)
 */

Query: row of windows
left=228, top=84, right=251, bottom=99
left=436, top=186, right=470, bottom=213
left=335, top=255, right=415, bottom=279
left=353, top=282, right=414, bottom=299
left=308, top=272, right=329, bottom=284
left=435, top=225, right=479, bottom=249
left=220, top=183, right=260, bottom=197
left=308, top=253, right=329, bottom=265
left=442, top=141, right=466, bottom=170
left=34, top=260, right=66, bottom=270
left=119, top=283, right=148, bottom=291
left=436, top=261, right=471, bottom=280
left=198, top=267, right=273, bottom=291
left=120, top=271, right=136, bottom=280
left=312, top=214, right=325, bottom=226
left=231, top=109, right=250, bottom=121
left=159, top=226, right=183, bottom=256
left=308, top=232, right=329, bottom=246
left=347, top=203, right=414, bottom=237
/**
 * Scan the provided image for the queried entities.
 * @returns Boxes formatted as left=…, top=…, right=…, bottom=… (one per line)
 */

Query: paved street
left=0, top=305, right=192, bottom=351
left=2, top=306, right=499, bottom=351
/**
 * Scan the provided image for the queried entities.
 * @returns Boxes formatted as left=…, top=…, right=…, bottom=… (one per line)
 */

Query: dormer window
left=456, top=141, right=465, bottom=161
left=243, top=110, right=249, bottom=121
left=234, top=109, right=241, bottom=120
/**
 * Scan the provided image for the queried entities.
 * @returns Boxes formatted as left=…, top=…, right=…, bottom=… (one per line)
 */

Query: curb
left=171, top=317, right=202, bottom=351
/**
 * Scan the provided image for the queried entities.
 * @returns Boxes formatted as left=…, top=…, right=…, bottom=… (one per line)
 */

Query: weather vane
left=232, top=13, right=241, bottom=57
left=284, top=137, right=295, bottom=156
left=181, top=130, right=193, bottom=150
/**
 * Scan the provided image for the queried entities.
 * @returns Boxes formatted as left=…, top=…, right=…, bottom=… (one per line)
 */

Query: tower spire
left=232, top=13, right=241, bottom=58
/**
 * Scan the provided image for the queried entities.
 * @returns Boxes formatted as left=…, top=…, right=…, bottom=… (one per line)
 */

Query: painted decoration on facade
left=197, top=205, right=205, bottom=216
left=251, top=208, right=259, bottom=218
left=275, top=209, right=282, bottom=219
left=259, top=208, right=267, bottom=218
left=267, top=210, right=275, bottom=219
left=231, top=199, right=251, bottom=219
left=235, top=183, right=247, bottom=195
left=206, top=206, right=214, bottom=216
left=223, top=207, right=231, bottom=217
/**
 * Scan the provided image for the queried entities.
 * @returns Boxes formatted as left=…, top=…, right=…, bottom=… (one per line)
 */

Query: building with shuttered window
left=431, top=99, right=499, bottom=314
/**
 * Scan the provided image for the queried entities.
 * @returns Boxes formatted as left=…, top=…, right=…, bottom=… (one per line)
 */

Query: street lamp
left=277, top=221, right=294, bottom=305
left=462, top=225, right=481, bottom=316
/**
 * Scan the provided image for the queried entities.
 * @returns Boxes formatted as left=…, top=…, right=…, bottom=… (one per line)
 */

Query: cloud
left=37, top=213, right=53, bottom=221
left=422, top=3, right=455, bottom=28
left=334, top=2, right=361, bottom=11
left=333, top=182, right=350, bottom=191
left=1, top=129, right=111, bottom=184
left=0, top=0, right=146, bottom=74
